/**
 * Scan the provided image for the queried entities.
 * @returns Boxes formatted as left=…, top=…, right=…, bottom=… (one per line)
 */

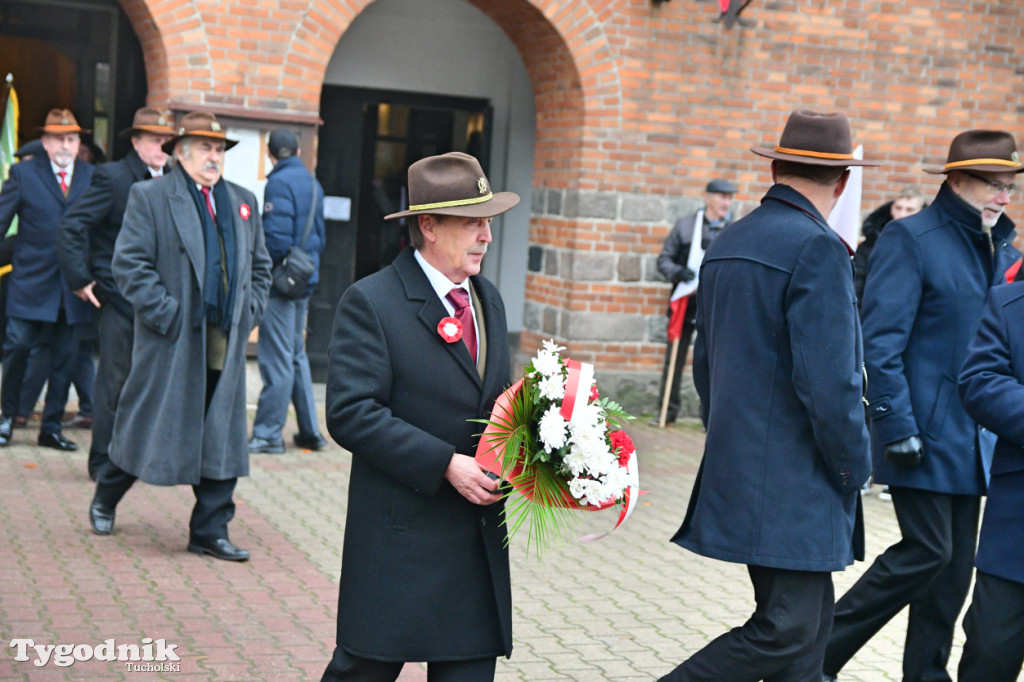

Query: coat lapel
left=225, top=182, right=251, bottom=325
left=167, top=172, right=206, bottom=290
left=31, top=156, right=65, bottom=204
left=64, top=160, right=90, bottom=205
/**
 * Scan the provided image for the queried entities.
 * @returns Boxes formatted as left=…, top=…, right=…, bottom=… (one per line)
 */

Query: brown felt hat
left=384, top=152, right=520, bottom=220
left=751, top=110, right=880, bottom=167
left=36, top=108, right=90, bottom=135
left=923, top=130, right=1024, bottom=174
left=161, top=111, right=239, bottom=154
left=119, top=107, right=175, bottom=138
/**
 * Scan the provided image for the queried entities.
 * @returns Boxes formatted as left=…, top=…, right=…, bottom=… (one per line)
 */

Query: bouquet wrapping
left=474, top=340, right=641, bottom=554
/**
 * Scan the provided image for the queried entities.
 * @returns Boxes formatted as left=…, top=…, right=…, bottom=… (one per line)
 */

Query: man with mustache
left=824, top=131, right=1023, bottom=682
left=321, top=152, right=518, bottom=680
left=0, top=109, right=95, bottom=452
left=57, top=107, right=175, bottom=481
left=87, top=111, right=272, bottom=563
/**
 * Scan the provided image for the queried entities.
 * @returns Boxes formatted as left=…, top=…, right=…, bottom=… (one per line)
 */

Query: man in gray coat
left=87, top=111, right=272, bottom=562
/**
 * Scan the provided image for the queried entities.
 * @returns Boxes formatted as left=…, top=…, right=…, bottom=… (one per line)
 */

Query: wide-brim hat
left=384, top=152, right=520, bottom=220
left=35, top=108, right=90, bottom=135
left=923, top=130, right=1024, bottom=174
left=119, top=107, right=175, bottom=138
left=751, top=110, right=880, bottom=167
left=161, top=111, right=239, bottom=154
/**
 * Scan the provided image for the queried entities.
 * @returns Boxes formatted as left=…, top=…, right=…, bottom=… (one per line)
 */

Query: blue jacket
left=0, top=154, right=94, bottom=325
left=862, top=183, right=1019, bottom=495
left=261, top=156, right=325, bottom=296
left=958, top=282, right=1024, bottom=585
left=673, top=184, right=871, bottom=572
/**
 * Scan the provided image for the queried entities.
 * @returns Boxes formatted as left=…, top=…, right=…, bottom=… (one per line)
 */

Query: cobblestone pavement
left=0, top=365, right=998, bottom=681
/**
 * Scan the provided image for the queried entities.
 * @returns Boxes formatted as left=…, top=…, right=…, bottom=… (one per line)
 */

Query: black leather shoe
left=187, top=537, right=250, bottom=562
left=248, top=436, right=284, bottom=454
left=89, top=499, right=116, bottom=535
left=293, top=432, right=329, bottom=451
left=38, top=431, right=79, bottom=451
left=0, top=416, right=12, bottom=446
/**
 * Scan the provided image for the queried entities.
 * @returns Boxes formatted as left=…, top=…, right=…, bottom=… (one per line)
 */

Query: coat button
left=480, top=517, right=487, bottom=527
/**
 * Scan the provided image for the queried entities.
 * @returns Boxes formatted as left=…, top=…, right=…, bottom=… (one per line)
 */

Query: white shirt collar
left=148, top=166, right=163, bottom=178
left=413, top=249, right=472, bottom=317
left=51, top=160, right=74, bottom=181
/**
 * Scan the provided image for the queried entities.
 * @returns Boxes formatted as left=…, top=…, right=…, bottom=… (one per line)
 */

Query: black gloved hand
left=884, top=435, right=924, bottom=467
left=678, top=267, right=696, bottom=283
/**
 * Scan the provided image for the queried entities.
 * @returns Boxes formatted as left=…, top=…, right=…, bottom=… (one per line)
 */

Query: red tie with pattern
left=446, top=288, right=477, bottom=363
left=57, top=170, right=68, bottom=197
left=200, top=186, right=215, bottom=221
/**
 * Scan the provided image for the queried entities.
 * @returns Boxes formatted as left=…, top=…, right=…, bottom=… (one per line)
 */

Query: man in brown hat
left=823, top=131, right=1023, bottom=681
left=658, top=110, right=875, bottom=681
left=321, top=151, right=519, bottom=680
left=58, top=107, right=175, bottom=481
left=87, top=111, right=272, bottom=563
left=0, top=108, right=95, bottom=452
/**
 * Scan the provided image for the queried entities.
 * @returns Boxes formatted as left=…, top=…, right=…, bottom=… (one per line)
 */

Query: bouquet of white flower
left=474, top=340, right=641, bottom=555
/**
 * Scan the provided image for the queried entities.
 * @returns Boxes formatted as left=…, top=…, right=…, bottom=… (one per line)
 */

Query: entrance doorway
left=309, top=86, right=492, bottom=379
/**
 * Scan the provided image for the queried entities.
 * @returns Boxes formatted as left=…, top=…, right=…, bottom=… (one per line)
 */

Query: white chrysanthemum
left=537, top=373, right=565, bottom=401
left=532, top=350, right=562, bottom=378
left=568, top=401, right=604, bottom=429
left=562, top=446, right=588, bottom=477
left=583, top=446, right=617, bottom=477
left=570, top=477, right=611, bottom=507
left=538, top=405, right=568, bottom=451
left=542, top=339, right=566, bottom=354
left=603, top=465, right=631, bottom=499
left=568, top=476, right=589, bottom=502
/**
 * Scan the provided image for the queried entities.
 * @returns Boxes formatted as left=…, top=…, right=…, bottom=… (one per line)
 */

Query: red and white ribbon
left=559, top=359, right=595, bottom=424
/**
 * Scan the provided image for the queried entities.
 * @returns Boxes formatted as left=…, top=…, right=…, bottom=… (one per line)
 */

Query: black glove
left=678, top=267, right=696, bottom=283
left=884, top=435, right=924, bottom=467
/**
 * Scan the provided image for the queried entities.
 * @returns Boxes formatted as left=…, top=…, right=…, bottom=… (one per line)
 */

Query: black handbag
left=271, top=174, right=319, bottom=298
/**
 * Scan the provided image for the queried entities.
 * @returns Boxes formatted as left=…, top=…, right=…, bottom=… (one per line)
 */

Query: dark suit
left=58, top=149, right=167, bottom=478
left=957, top=282, right=1024, bottom=682
left=825, top=183, right=1020, bottom=682
left=661, top=184, right=871, bottom=681
left=322, top=247, right=511, bottom=679
left=0, top=154, right=94, bottom=435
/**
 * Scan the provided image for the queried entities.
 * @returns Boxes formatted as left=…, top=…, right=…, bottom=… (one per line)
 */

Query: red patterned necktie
left=200, top=186, right=215, bottom=221
left=57, top=170, right=68, bottom=197
left=446, top=288, right=477, bottom=363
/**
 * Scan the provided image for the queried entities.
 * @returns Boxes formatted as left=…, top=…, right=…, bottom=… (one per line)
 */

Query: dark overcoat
left=326, top=247, right=512, bottom=661
left=0, top=154, right=93, bottom=324
left=861, top=183, right=1019, bottom=496
left=108, top=168, right=272, bottom=485
left=673, top=184, right=871, bottom=572
left=58, top=148, right=168, bottom=319
left=958, top=281, right=1024, bottom=585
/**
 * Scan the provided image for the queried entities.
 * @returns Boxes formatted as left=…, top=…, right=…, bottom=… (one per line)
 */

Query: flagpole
left=0, top=74, right=12, bottom=141
left=657, top=337, right=680, bottom=428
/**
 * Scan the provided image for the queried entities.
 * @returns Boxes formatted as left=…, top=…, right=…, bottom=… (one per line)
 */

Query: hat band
left=774, top=145, right=854, bottom=161
left=134, top=125, right=174, bottom=134
left=409, top=192, right=493, bottom=211
left=43, top=125, right=81, bottom=134
left=944, top=158, right=1021, bottom=171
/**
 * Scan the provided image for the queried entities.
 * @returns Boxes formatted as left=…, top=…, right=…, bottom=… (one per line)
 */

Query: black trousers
left=321, top=647, right=496, bottom=682
left=1, top=313, right=76, bottom=435
left=94, top=463, right=238, bottom=541
left=958, top=570, right=1024, bottom=682
left=824, top=487, right=979, bottom=682
left=658, top=318, right=696, bottom=423
left=89, top=306, right=134, bottom=478
left=659, top=565, right=834, bottom=682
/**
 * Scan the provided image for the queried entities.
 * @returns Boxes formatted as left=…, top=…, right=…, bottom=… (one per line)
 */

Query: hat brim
left=161, top=133, right=240, bottom=155
left=119, top=125, right=176, bottom=139
left=750, top=145, right=881, bottom=167
left=385, top=192, right=521, bottom=220
left=923, top=163, right=1024, bottom=175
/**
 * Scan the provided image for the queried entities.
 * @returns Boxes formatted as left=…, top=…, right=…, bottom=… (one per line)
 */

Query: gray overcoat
left=108, top=168, right=272, bottom=485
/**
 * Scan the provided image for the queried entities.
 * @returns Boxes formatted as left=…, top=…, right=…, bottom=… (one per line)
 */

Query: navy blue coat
left=261, top=156, right=324, bottom=296
left=0, top=154, right=94, bottom=325
left=958, top=282, right=1024, bottom=585
left=861, top=183, right=1019, bottom=495
left=673, top=184, right=871, bottom=572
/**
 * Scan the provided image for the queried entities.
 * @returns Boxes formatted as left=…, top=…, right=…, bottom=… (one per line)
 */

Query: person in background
left=0, top=108, right=94, bottom=451
left=58, top=107, right=175, bottom=480
left=853, top=185, right=926, bottom=305
left=248, top=128, right=328, bottom=455
left=824, top=129, right=1022, bottom=682
left=654, top=178, right=737, bottom=426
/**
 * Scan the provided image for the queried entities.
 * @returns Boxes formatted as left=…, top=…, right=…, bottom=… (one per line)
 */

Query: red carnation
left=589, top=383, right=600, bottom=403
left=609, top=430, right=635, bottom=467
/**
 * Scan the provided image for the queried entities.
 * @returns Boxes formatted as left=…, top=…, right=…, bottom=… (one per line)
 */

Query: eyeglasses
left=960, top=169, right=1017, bottom=196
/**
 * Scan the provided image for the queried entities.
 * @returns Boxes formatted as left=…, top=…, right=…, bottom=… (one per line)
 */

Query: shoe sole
left=187, top=544, right=250, bottom=562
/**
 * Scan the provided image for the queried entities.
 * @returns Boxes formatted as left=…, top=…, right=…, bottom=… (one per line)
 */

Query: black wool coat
left=326, top=246, right=513, bottom=662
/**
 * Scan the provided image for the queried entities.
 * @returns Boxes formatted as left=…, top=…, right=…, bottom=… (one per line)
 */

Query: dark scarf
left=181, top=165, right=237, bottom=331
